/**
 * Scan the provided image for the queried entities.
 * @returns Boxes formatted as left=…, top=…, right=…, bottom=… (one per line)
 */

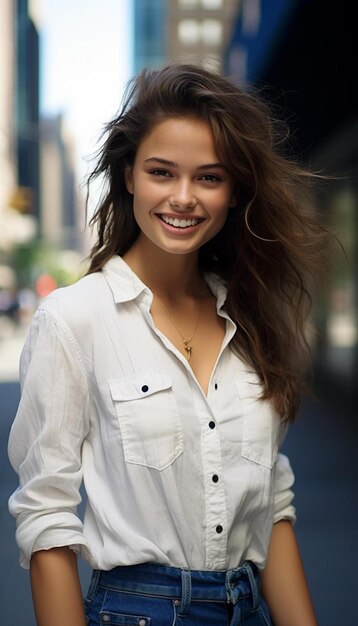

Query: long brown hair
left=86, top=63, right=328, bottom=421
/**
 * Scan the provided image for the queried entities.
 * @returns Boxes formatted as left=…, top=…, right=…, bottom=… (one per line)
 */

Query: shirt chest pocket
left=236, top=377, right=280, bottom=469
left=108, top=370, right=183, bottom=471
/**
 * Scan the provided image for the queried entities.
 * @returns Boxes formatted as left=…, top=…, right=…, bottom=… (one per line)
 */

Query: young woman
left=8, top=64, right=325, bottom=626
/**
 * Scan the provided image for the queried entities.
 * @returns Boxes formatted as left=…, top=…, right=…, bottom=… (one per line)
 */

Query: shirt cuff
left=15, top=511, right=88, bottom=569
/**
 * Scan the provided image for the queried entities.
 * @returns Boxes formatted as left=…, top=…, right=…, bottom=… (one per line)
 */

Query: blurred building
left=0, top=1, right=17, bottom=232
left=225, top=0, right=296, bottom=85
left=0, top=0, right=85, bottom=299
left=0, top=0, right=37, bottom=255
left=133, top=0, right=237, bottom=72
left=16, top=0, right=41, bottom=222
left=41, top=115, right=80, bottom=250
left=133, top=0, right=167, bottom=72
left=167, top=0, right=237, bottom=69
left=225, top=0, right=357, bottom=399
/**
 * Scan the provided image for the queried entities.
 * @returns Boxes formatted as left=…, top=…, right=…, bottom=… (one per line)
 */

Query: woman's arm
left=30, top=547, right=87, bottom=626
left=261, top=520, right=318, bottom=626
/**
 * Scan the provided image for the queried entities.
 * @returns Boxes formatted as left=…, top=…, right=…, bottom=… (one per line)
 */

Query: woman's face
left=125, top=116, right=235, bottom=257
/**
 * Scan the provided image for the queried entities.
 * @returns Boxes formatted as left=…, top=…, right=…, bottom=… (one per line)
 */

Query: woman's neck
left=123, top=239, right=205, bottom=299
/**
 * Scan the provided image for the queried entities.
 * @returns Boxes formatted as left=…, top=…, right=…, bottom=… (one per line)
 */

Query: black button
left=212, top=474, right=219, bottom=483
left=141, top=385, right=149, bottom=393
left=208, top=421, right=216, bottom=429
left=216, top=525, right=223, bottom=534
left=214, top=383, right=218, bottom=390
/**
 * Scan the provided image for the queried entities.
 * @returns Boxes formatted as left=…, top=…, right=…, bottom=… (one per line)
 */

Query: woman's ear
left=124, top=167, right=134, bottom=194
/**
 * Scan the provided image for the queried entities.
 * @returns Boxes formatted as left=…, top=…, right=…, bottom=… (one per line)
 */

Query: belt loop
left=245, top=562, right=259, bottom=611
left=179, top=569, right=192, bottom=615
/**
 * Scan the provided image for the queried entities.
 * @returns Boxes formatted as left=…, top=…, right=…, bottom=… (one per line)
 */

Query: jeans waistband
left=88, top=561, right=260, bottom=609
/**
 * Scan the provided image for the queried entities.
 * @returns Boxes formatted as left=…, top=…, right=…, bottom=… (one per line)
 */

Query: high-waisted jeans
left=84, top=561, right=273, bottom=625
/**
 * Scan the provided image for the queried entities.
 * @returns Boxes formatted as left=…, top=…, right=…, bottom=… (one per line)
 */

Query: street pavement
left=0, top=333, right=357, bottom=625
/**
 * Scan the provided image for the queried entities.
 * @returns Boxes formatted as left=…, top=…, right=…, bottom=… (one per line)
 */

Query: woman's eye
left=150, top=169, right=171, bottom=177
left=200, top=174, right=221, bottom=182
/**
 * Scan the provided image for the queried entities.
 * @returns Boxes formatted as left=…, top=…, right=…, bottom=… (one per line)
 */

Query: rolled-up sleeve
left=273, top=452, right=296, bottom=524
left=8, top=305, right=90, bottom=569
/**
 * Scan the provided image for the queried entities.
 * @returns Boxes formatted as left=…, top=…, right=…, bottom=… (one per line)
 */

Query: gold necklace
left=154, top=293, right=203, bottom=362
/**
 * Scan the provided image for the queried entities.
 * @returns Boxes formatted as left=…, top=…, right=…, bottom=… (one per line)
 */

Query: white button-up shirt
left=8, top=256, right=296, bottom=571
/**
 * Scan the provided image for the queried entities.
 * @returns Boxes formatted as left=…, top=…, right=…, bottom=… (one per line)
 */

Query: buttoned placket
left=199, top=310, right=237, bottom=570
left=141, top=290, right=237, bottom=570
left=195, top=385, right=228, bottom=570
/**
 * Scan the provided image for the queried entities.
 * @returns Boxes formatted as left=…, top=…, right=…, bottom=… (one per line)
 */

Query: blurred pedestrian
left=8, top=64, right=326, bottom=626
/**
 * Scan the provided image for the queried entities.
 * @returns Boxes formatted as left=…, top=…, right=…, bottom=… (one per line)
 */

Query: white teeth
left=161, top=215, right=200, bottom=228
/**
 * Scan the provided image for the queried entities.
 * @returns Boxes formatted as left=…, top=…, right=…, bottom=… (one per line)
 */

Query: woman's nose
left=169, top=180, right=197, bottom=209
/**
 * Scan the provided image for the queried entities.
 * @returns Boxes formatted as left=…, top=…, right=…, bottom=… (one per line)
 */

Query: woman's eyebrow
left=144, top=157, right=226, bottom=170
left=144, top=157, right=177, bottom=166
left=197, top=163, right=226, bottom=171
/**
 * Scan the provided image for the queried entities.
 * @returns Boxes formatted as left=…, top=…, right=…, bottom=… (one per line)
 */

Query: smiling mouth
left=158, top=214, right=204, bottom=228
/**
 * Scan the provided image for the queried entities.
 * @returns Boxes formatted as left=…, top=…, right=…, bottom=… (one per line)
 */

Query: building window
left=178, top=19, right=201, bottom=45
left=201, top=19, right=222, bottom=46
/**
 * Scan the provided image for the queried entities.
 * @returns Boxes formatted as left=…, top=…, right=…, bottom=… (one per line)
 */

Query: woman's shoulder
left=37, top=271, right=110, bottom=332
left=44, top=270, right=105, bottom=305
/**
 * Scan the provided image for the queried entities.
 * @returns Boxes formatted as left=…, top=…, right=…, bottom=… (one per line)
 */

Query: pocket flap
left=109, top=370, right=172, bottom=401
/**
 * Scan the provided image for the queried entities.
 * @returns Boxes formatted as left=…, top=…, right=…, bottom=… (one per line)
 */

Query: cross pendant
left=184, top=341, right=192, bottom=361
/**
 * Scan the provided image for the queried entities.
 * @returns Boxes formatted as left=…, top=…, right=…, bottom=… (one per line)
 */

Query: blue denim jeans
left=84, top=561, right=273, bottom=625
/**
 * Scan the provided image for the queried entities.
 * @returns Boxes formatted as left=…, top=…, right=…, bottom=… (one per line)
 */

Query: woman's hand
left=261, top=520, right=318, bottom=626
left=30, top=547, right=87, bottom=626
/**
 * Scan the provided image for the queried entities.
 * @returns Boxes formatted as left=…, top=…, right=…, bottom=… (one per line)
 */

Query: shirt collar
left=102, top=256, right=149, bottom=303
left=102, top=255, right=228, bottom=310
